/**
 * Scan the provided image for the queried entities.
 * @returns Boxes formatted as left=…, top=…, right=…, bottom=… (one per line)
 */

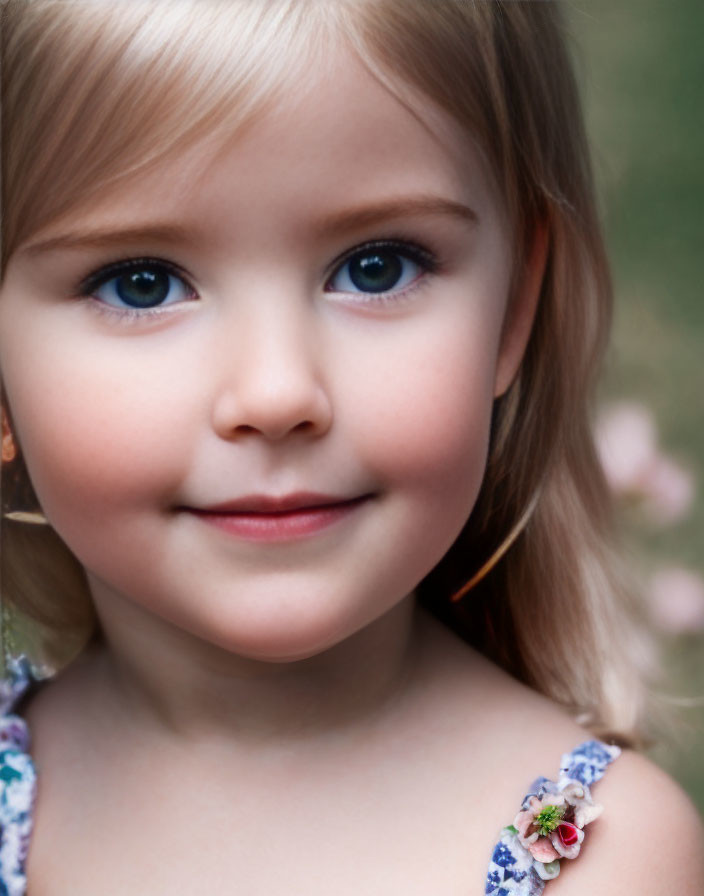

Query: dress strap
left=0, top=658, right=37, bottom=896
left=485, top=739, right=621, bottom=895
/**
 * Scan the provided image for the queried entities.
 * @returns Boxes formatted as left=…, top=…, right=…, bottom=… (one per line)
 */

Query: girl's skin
left=0, top=47, right=699, bottom=896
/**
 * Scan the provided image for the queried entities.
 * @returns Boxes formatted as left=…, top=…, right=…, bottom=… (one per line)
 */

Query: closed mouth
left=191, top=492, right=370, bottom=515
left=182, top=493, right=372, bottom=541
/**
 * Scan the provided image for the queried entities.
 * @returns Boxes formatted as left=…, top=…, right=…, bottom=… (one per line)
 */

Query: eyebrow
left=22, top=224, right=195, bottom=256
left=313, top=197, right=478, bottom=236
left=21, top=196, right=478, bottom=256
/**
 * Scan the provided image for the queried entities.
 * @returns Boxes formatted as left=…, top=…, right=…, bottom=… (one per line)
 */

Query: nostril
left=230, top=418, right=320, bottom=440
left=212, top=373, right=333, bottom=442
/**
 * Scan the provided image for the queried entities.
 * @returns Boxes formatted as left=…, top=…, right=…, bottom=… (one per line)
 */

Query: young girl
left=0, top=1, right=702, bottom=893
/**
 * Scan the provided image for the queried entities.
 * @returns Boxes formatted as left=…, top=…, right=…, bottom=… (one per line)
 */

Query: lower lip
left=189, top=497, right=369, bottom=542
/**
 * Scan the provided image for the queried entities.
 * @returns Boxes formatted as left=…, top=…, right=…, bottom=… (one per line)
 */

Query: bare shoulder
left=417, top=619, right=704, bottom=893
left=551, top=748, right=704, bottom=895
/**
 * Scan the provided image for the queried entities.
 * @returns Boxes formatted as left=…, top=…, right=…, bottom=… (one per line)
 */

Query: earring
left=1, top=408, right=16, bottom=464
left=1, top=406, right=49, bottom=525
left=450, top=490, right=540, bottom=603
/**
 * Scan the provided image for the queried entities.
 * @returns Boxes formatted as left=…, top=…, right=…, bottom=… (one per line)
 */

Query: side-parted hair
left=1, top=0, right=663, bottom=746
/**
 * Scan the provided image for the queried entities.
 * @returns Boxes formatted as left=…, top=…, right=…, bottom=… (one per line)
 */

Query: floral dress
left=0, top=660, right=36, bottom=896
left=0, top=660, right=620, bottom=896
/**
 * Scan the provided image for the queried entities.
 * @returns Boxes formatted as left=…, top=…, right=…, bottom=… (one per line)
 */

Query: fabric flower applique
left=512, top=779, right=602, bottom=879
left=485, top=740, right=621, bottom=894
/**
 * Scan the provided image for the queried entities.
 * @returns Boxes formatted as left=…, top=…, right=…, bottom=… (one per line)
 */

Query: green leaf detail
left=503, top=825, right=519, bottom=835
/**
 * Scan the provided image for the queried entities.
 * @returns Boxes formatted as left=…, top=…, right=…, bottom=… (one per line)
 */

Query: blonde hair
left=1, top=0, right=662, bottom=745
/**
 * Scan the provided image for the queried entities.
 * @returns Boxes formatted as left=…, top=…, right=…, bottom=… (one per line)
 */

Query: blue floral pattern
left=0, top=660, right=36, bottom=896
left=485, top=740, right=621, bottom=895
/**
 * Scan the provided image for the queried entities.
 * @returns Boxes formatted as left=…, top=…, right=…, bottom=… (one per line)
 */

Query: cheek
left=2, top=333, right=195, bottom=528
left=329, top=314, right=501, bottom=604
left=343, top=312, right=500, bottom=505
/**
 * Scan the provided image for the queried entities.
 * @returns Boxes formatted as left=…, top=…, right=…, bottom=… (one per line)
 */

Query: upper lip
left=190, top=492, right=368, bottom=515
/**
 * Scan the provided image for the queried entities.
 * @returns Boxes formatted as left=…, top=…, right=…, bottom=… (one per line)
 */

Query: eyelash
left=324, top=239, right=440, bottom=304
left=75, top=238, right=440, bottom=321
left=75, top=256, right=196, bottom=322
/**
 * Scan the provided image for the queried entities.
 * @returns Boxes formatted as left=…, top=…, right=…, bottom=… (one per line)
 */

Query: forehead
left=30, top=46, right=501, bottom=249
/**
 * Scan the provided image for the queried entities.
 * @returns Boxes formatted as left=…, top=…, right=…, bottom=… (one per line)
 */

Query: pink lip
left=186, top=493, right=370, bottom=541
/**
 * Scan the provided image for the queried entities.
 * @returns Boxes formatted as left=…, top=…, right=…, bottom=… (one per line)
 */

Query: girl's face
left=0, top=49, right=538, bottom=662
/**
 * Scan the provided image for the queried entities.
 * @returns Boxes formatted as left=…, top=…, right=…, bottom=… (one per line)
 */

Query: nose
left=210, top=307, right=333, bottom=442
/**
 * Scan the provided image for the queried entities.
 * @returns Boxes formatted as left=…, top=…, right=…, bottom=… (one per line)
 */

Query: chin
left=213, top=632, right=349, bottom=665
left=199, top=606, right=366, bottom=665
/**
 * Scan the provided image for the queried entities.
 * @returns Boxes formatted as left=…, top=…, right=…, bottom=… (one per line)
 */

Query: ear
left=493, top=220, right=549, bottom=397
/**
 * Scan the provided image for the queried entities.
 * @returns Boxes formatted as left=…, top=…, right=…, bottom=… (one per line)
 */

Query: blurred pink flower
left=596, top=403, right=657, bottom=493
left=596, top=402, right=695, bottom=525
left=641, top=455, right=695, bottom=525
left=648, top=568, right=704, bottom=634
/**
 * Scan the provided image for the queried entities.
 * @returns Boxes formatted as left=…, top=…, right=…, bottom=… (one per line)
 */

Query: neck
left=76, top=590, right=422, bottom=747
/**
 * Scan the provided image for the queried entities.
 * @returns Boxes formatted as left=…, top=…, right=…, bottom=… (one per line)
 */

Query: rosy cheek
left=5, top=350, right=183, bottom=521
left=346, top=322, right=498, bottom=492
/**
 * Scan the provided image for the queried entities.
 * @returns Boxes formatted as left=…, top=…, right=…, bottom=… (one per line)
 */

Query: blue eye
left=327, top=241, right=435, bottom=296
left=82, top=259, right=196, bottom=310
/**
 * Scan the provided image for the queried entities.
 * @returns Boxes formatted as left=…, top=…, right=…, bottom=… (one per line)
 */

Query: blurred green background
left=572, top=1, right=704, bottom=813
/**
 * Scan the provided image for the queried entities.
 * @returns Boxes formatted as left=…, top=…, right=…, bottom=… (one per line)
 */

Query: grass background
left=571, top=1, right=704, bottom=813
